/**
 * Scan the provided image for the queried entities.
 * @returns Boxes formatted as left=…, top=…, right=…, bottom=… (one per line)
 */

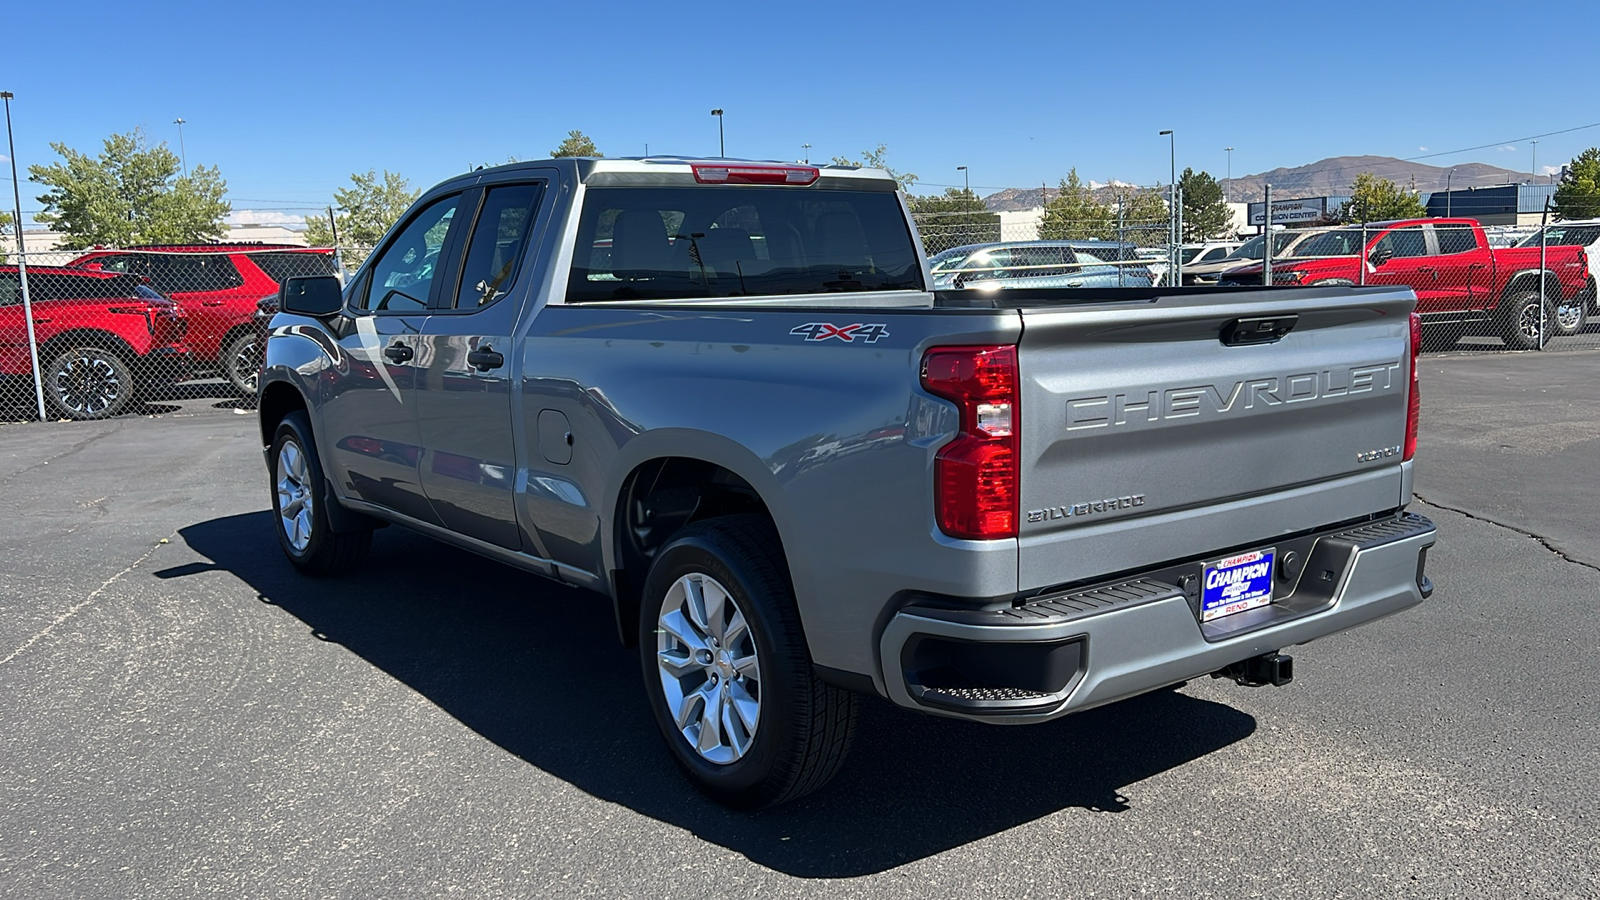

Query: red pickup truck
left=1220, top=218, right=1589, bottom=350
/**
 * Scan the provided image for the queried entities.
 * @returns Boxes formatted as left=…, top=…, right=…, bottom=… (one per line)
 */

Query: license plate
left=1201, top=549, right=1275, bottom=622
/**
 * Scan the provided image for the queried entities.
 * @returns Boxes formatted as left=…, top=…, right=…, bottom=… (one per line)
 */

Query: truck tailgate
left=1014, top=287, right=1415, bottom=590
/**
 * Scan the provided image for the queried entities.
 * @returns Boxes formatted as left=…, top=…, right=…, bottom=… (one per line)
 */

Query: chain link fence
left=1, top=245, right=339, bottom=422
left=5, top=191, right=1599, bottom=422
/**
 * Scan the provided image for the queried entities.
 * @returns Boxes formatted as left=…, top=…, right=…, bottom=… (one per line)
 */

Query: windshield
left=568, top=187, right=924, bottom=301
left=1288, top=229, right=1368, bottom=258
left=1516, top=224, right=1600, bottom=249
left=927, top=247, right=972, bottom=272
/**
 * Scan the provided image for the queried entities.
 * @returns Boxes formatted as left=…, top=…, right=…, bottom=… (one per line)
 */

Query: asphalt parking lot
left=1, top=356, right=1597, bottom=899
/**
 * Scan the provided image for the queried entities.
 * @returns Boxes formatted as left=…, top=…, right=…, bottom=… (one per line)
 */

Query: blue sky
left=5, top=0, right=1598, bottom=226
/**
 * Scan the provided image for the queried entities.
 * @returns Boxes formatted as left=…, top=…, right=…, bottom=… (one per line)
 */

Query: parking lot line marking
left=0, top=529, right=175, bottom=668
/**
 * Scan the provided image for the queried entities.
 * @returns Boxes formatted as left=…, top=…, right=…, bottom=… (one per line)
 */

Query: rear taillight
left=1404, top=312, right=1421, bottom=461
left=921, top=345, right=1019, bottom=540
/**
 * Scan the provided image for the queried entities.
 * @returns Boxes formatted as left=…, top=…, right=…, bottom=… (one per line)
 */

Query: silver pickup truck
left=259, top=157, right=1436, bottom=808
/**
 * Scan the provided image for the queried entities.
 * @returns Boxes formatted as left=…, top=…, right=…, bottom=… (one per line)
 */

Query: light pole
left=2, top=91, right=47, bottom=421
left=956, top=165, right=969, bottom=196
left=173, top=117, right=187, bottom=176
left=1224, top=146, right=1233, bottom=204
left=1530, top=140, right=1538, bottom=184
left=801, top=143, right=810, bottom=164
left=1445, top=168, right=1456, bottom=218
left=1159, top=130, right=1176, bottom=266
left=710, top=109, right=724, bottom=157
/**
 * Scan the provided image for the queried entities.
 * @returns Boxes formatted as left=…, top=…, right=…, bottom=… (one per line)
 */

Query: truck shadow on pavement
left=174, top=511, right=1257, bottom=878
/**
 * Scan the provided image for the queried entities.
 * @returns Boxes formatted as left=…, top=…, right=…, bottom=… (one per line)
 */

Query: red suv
left=69, top=244, right=338, bottom=392
left=0, top=266, right=191, bottom=419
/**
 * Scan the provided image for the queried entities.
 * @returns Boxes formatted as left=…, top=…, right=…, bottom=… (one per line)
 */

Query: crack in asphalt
left=1415, top=494, right=1600, bottom=574
left=0, top=530, right=175, bottom=669
left=0, top=420, right=127, bottom=490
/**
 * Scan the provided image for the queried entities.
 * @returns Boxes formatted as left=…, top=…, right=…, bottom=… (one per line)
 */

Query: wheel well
left=221, top=324, right=257, bottom=351
left=258, top=382, right=308, bottom=447
left=38, top=329, right=137, bottom=366
left=1501, top=271, right=1558, bottom=303
left=610, top=457, right=775, bottom=647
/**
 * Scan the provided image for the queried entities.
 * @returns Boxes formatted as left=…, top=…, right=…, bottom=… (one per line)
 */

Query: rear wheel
left=1553, top=293, right=1586, bottom=337
left=1502, top=290, right=1554, bottom=350
left=223, top=330, right=263, bottom=396
left=45, top=344, right=135, bottom=420
left=639, top=515, right=858, bottom=809
left=271, top=411, right=371, bottom=575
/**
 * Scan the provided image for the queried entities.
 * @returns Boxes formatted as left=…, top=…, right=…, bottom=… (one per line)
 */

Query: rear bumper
left=878, top=512, right=1436, bottom=724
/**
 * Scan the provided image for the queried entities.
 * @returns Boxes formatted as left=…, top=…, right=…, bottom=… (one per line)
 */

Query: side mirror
left=1368, top=246, right=1393, bottom=267
left=279, top=275, right=345, bottom=316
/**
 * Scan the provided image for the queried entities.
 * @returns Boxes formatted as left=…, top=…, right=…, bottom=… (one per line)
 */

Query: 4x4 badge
left=790, top=323, right=890, bottom=343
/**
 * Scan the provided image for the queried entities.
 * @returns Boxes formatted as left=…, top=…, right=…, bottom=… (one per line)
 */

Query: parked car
left=1182, top=229, right=1317, bottom=285
left=0, top=265, right=191, bottom=419
left=1219, top=218, right=1590, bottom=349
left=69, top=244, right=338, bottom=393
left=1180, top=241, right=1243, bottom=266
left=259, top=157, right=1435, bottom=808
left=1515, top=219, right=1600, bottom=327
left=930, top=241, right=1155, bottom=290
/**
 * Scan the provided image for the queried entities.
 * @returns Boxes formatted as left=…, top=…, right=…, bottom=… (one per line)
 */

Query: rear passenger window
left=1435, top=226, right=1477, bottom=255
left=0, top=274, right=19, bottom=306
left=148, top=255, right=245, bottom=293
left=248, top=252, right=337, bottom=284
left=451, top=183, right=543, bottom=308
left=1373, top=227, right=1428, bottom=259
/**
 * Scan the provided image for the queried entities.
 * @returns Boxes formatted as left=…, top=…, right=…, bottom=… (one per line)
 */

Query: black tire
left=638, top=514, right=858, bottom=809
left=44, top=344, right=136, bottom=420
left=270, top=411, right=371, bottom=575
left=223, top=330, right=263, bottom=396
left=1501, top=290, right=1554, bottom=350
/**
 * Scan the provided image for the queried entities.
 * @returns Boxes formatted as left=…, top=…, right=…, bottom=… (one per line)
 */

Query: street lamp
left=1224, top=146, right=1234, bottom=204
left=801, top=143, right=810, bottom=164
left=1530, top=140, right=1538, bottom=184
left=2, top=91, right=48, bottom=421
left=1445, top=168, right=1456, bottom=218
left=710, top=109, right=724, bottom=157
left=1159, top=130, right=1176, bottom=267
left=956, top=165, right=969, bottom=196
left=173, top=117, right=187, bottom=176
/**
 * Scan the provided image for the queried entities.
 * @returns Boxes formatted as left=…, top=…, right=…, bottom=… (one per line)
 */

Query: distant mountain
left=979, top=155, right=1534, bottom=211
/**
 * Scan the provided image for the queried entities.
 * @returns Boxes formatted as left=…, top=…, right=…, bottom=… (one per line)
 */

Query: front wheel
left=639, top=515, right=858, bottom=809
left=223, top=330, right=263, bottom=396
left=45, top=344, right=135, bottom=420
left=271, top=411, right=371, bottom=575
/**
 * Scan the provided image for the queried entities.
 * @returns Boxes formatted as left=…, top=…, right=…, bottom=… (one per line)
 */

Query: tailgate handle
left=1220, top=314, right=1298, bottom=346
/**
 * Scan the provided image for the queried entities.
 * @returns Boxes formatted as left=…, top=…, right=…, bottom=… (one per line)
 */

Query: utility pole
left=801, top=143, right=811, bottom=164
left=1224, top=146, right=1233, bottom=204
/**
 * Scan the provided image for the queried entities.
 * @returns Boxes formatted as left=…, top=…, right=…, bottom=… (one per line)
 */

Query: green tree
left=551, top=130, right=602, bottom=158
left=1039, top=169, right=1112, bottom=240
left=1178, top=167, right=1232, bottom=241
left=303, top=170, right=421, bottom=263
left=1335, top=173, right=1428, bottom=223
left=1552, top=147, right=1600, bottom=220
left=0, top=210, right=12, bottom=263
left=909, top=188, right=999, bottom=254
left=831, top=144, right=918, bottom=191
left=28, top=128, right=230, bottom=249
left=1118, top=188, right=1171, bottom=248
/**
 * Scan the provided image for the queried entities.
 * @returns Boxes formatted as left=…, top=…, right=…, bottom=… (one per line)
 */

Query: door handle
left=467, top=346, right=504, bottom=371
left=202, top=300, right=225, bottom=307
left=1066, top=281, right=1084, bottom=288
left=383, top=342, right=414, bottom=363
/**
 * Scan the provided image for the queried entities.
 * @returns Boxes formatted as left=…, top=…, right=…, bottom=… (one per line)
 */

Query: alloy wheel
left=51, top=352, right=124, bottom=417
left=276, top=439, right=314, bottom=552
left=656, top=572, right=761, bottom=765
